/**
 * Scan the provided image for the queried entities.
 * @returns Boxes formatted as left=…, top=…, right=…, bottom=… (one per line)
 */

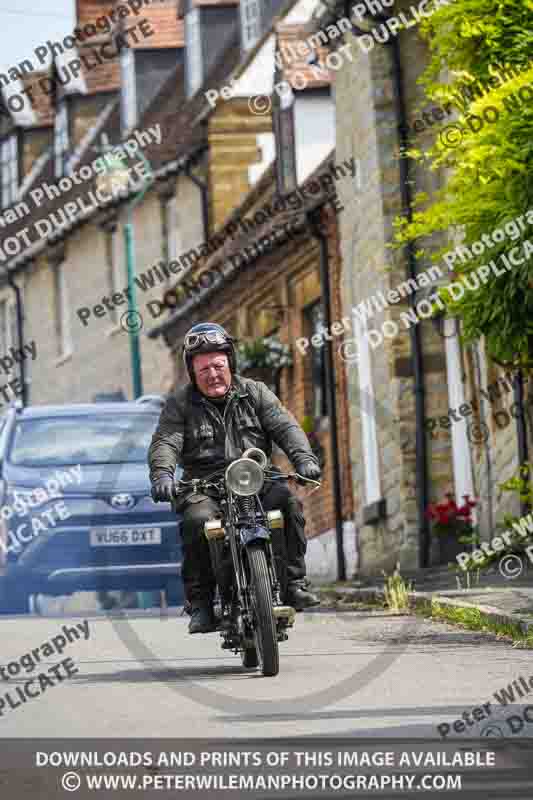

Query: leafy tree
left=395, top=0, right=533, bottom=367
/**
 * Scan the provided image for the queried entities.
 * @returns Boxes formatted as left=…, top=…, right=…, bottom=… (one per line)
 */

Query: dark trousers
left=179, top=481, right=307, bottom=607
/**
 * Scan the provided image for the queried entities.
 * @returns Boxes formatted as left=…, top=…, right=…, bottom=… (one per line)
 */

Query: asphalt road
left=1, top=605, right=533, bottom=740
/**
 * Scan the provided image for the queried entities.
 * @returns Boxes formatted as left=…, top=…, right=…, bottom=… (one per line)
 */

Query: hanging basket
left=237, top=335, right=293, bottom=392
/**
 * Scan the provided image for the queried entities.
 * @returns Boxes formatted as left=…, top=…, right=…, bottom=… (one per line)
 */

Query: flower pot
left=438, top=532, right=465, bottom=565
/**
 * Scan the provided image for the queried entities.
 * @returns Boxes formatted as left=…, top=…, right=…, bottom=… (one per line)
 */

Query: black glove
left=296, top=461, right=322, bottom=483
left=151, top=476, right=175, bottom=503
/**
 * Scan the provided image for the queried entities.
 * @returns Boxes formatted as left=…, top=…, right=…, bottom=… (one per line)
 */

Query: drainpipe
left=513, top=369, right=530, bottom=515
left=184, top=162, right=209, bottom=240
left=307, top=209, right=346, bottom=582
left=389, top=36, right=430, bottom=568
left=6, top=269, right=27, bottom=407
left=339, top=6, right=430, bottom=566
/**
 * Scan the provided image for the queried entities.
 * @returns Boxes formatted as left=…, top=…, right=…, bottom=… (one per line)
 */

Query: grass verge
left=318, top=588, right=533, bottom=647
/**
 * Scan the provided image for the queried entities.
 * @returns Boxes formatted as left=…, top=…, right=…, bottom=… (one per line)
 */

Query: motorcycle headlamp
left=225, top=458, right=264, bottom=496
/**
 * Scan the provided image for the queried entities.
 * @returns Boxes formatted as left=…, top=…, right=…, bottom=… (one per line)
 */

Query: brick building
left=146, top=0, right=357, bottom=580
left=0, top=0, right=196, bottom=403
left=324, top=0, right=532, bottom=572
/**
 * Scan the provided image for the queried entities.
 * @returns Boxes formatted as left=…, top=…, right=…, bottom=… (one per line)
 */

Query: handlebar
left=173, top=470, right=321, bottom=493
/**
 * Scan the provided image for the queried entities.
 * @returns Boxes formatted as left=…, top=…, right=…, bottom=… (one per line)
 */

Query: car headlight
left=225, top=458, right=264, bottom=496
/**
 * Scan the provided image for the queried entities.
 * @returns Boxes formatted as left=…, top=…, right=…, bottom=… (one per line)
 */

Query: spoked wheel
left=247, top=544, right=279, bottom=677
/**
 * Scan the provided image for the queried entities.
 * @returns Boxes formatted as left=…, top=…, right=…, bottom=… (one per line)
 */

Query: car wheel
left=0, top=581, right=30, bottom=615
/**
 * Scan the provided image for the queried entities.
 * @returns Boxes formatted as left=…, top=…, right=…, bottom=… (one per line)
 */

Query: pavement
left=316, top=563, right=533, bottom=635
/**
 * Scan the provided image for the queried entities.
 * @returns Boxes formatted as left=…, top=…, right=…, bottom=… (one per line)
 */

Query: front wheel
left=247, top=545, right=279, bottom=677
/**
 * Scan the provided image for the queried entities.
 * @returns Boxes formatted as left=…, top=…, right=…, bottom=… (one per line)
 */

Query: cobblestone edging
left=317, top=585, right=533, bottom=637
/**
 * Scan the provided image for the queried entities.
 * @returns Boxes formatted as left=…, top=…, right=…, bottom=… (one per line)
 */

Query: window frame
left=240, top=0, right=262, bottom=51
left=272, top=66, right=297, bottom=194
left=54, top=101, right=70, bottom=179
left=185, top=7, right=203, bottom=97
left=352, top=311, right=382, bottom=506
left=0, top=295, right=19, bottom=355
left=120, top=46, right=137, bottom=133
left=1, top=132, right=19, bottom=208
left=303, top=300, right=328, bottom=421
left=53, top=260, right=73, bottom=360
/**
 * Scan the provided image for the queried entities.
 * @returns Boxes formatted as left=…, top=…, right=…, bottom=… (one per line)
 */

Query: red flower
left=427, top=494, right=478, bottom=529
left=462, top=494, right=477, bottom=509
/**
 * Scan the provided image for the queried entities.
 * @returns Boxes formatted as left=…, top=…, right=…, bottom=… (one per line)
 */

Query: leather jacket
left=148, top=375, right=319, bottom=483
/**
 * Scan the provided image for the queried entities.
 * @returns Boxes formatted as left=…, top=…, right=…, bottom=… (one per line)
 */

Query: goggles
left=183, top=331, right=230, bottom=352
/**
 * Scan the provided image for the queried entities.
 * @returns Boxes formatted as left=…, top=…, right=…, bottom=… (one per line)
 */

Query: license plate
left=89, top=527, right=162, bottom=547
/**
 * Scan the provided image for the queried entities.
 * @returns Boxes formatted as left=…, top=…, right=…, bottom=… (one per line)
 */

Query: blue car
left=0, top=399, right=183, bottom=614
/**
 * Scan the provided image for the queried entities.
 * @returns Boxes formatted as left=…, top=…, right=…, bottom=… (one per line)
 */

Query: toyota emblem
left=110, top=493, right=135, bottom=509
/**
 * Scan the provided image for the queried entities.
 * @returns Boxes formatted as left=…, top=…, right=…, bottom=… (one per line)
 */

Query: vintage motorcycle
left=174, top=448, right=320, bottom=677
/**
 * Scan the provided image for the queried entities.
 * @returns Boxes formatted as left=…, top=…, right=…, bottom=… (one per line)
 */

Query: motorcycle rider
left=148, top=322, right=322, bottom=634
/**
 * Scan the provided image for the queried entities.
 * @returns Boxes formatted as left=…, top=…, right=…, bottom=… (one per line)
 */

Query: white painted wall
left=231, top=34, right=276, bottom=97
left=294, top=94, right=335, bottom=183
left=283, top=0, right=322, bottom=23
left=306, top=522, right=358, bottom=583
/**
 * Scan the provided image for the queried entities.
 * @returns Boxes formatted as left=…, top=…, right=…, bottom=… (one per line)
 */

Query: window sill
left=55, top=350, right=73, bottom=368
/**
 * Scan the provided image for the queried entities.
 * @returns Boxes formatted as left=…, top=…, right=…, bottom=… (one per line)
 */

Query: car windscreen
left=8, top=414, right=160, bottom=467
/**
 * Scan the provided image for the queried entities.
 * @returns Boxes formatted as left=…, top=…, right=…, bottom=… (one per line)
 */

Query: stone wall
left=20, top=176, right=205, bottom=405
left=334, top=15, right=452, bottom=573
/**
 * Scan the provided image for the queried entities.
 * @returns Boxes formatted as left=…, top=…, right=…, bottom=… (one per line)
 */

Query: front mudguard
left=239, top=525, right=271, bottom=548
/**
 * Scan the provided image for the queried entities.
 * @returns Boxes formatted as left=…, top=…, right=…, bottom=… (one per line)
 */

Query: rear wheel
left=247, top=545, right=279, bottom=677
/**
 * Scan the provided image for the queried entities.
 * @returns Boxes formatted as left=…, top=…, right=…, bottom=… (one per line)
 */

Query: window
left=106, top=229, right=124, bottom=324
left=54, top=102, right=69, bottom=179
left=120, top=47, right=137, bottom=133
left=53, top=261, right=72, bottom=358
left=240, top=0, right=262, bottom=51
left=185, top=8, right=203, bottom=97
left=9, top=413, right=160, bottom=467
left=1, top=134, right=18, bottom=208
left=304, top=301, right=328, bottom=419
